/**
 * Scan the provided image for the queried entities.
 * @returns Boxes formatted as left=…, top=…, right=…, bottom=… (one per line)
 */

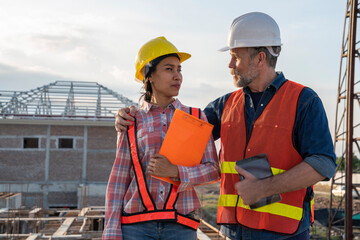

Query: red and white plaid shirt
left=103, top=99, right=220, bottom=239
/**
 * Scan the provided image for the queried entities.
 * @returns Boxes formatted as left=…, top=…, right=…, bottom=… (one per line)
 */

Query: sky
left=0, top=0, right=355, bottom=154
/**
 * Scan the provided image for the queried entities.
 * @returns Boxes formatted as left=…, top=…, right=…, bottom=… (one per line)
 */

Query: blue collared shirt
left=203, top=72, right=336, bottom=238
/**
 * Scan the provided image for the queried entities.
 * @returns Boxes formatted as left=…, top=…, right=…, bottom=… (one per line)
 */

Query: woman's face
left=149, top=56, right=182, bottom=100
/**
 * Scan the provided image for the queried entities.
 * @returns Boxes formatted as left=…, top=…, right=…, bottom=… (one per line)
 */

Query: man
left=115, top=12, right=336, bottom=239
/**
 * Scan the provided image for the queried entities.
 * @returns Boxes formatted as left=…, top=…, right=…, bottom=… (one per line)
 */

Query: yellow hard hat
left=134, top=36, right=191, bottom=83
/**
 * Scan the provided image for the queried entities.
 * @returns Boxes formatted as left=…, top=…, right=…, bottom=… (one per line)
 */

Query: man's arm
left=235, top=161, right=324, bottom=205
left=235, top=87, right=336, bottom=205
left=294, top=88, right=337, bottom=179
left=203, top=92, right=232, bottom=141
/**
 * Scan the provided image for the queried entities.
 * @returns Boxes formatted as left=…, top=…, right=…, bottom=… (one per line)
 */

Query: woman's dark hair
left=139, top=53, right=180, bottom=104
left=140, top=78, right=153, bottom=103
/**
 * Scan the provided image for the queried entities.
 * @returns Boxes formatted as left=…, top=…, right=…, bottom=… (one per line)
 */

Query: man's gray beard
left=233, top=65, right=259, bottom=88
left=234, top=76, right=253, bottom=88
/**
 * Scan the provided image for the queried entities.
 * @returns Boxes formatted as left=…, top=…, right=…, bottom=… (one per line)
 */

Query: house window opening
left=23, top=138, right=39, bottom=148
left=59, top=138, right=74, bottom=149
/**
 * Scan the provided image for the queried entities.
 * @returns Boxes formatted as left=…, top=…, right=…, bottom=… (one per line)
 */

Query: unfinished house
left=0, top=81, right=227, bottom=240
left=0, top=81, right=136, bottom=209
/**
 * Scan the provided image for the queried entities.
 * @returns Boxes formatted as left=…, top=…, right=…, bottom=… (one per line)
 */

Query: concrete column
left=43, top=125, right=51, bottom=208
left=79, top=126, right=88, bottom=208
left=82, top=126, right=88, bottom=183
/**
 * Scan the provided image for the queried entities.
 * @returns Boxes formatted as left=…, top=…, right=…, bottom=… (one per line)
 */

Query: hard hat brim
left=219, top=46, right=231, bottom=52
left=218, top=43, right=282, bottom=52
left=135, top=52, right=191, bottom=83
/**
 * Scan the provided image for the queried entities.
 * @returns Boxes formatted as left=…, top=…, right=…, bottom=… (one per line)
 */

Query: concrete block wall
left=49, top=151, right=83, bottom=181
left=0, top=122, right=117, bottom=208
left=87, top=126, right=115, bottom=150
left=0, top=151, right=46, bottom=181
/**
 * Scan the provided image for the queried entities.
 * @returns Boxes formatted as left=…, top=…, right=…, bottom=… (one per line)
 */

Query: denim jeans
left=122, top=221, right=197, bottom=240
left=221, top=225, right=310, bottom=240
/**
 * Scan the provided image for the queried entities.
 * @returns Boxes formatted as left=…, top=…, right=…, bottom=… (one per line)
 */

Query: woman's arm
left=103, top=133, right=132, bottom=240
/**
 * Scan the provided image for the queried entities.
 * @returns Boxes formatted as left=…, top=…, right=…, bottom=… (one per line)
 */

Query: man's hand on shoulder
left=115, top=105, right=137, bottom=132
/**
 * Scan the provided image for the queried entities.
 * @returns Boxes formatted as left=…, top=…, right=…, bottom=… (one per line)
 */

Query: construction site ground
left=0, top=182, right=356, bottom=240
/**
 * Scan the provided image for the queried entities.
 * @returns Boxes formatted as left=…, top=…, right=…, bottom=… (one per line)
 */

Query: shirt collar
left=243, top=71, right=286, bottom=94
left=141, top=98, right=181, bottom=113
left=270, top=72, right=286, bottom=91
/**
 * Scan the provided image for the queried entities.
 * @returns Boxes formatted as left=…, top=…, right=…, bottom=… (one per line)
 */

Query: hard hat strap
left=143, top=53, right=180, bottom=82
left=143, top=64, right=151, bottom=83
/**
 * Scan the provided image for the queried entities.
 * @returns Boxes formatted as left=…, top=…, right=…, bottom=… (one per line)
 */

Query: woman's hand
left=148, top=154, right=179, bottom=178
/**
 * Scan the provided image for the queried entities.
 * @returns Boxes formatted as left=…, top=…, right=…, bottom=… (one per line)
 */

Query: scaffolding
left=329, top=0, right=360, bottom=238
left=0, top=204, right=225, bottom=240
left=0, top=206, right=105, bottom=240
left=0, top=81, right=136, bottom=120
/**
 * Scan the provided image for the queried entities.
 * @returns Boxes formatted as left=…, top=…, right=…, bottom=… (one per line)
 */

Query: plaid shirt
left=103, top=99, right=220, bottom=240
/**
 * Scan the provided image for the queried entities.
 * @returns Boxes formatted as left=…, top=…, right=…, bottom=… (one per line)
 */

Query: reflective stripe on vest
left=126, top=120, right=155, bottom=211
left=218, top=194, right=303, bottom=220
left=122, top=210, right=176, bottom=224
left=177, top=213, right=201, bottom=229
left=221, top=161, right=286, bottom=175
left=217, top=80, right=312, bottom=234
left=121, top=108, right=201, bottom=230
left=311, top=198, right=315, bottom=222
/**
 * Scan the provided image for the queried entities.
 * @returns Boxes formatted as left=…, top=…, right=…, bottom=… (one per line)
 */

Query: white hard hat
left=219, top=12, right=282, bottom=52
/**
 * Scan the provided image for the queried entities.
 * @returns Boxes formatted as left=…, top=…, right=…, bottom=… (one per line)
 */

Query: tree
left=336, top=154, right=360, bottom=172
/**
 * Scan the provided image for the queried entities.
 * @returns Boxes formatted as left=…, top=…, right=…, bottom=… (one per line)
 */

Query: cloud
left=0, top=61, right=139, bottom=106
left=179, top=80, right=233, bottom=109
left=29, top=35, right=78, bottom=53
left=0, top=0, right=348, bottom=142
left=109, top=66, right=132, bottom=82
left=0, top=62, right=72, bottom=91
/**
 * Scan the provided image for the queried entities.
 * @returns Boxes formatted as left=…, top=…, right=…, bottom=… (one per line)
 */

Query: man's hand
left=148, top=154, right=179, bottom=178
left=115, top=105, right=137, bottom=132
left=235, top=161, right=325, bottom=206
left=234, top=166, right=264, bottom=205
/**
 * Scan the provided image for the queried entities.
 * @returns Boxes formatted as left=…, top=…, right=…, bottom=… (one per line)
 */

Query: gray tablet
left=236, top=153, right=281, bottom=209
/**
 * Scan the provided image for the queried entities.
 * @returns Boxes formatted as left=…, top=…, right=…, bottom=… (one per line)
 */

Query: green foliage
left=199, top=193, right=219, bottom=227
left=336, top=154, right=360, bottom=172
left=310, top=224, right=343, bottom=239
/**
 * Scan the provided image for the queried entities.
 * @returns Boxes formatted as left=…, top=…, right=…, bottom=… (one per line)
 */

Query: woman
left=102, top=36, right=220, bottom=240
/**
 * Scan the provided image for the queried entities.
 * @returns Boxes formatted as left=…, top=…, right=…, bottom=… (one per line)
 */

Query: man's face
left=229, top=48, right=259, bottom=88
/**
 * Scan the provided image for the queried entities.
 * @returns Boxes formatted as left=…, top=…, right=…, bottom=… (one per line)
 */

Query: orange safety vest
left=217, top=80, right=314, bottom=235
left=121, top=107, right=201, bottom=230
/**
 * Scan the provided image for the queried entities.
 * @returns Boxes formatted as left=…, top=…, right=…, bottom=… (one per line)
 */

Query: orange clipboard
left=153, top=109, right=214, bottom=185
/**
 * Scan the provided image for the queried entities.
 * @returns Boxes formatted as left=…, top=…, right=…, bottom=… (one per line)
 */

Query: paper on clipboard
left=153, top=109, right=214, bottom=185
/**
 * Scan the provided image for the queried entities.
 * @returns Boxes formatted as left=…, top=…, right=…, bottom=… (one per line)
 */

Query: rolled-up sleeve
left=304, top=154, right=336, bottom=180
left=103, top=133, right=132, bottom=240
left=177, top=112, right=220, bottom=192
